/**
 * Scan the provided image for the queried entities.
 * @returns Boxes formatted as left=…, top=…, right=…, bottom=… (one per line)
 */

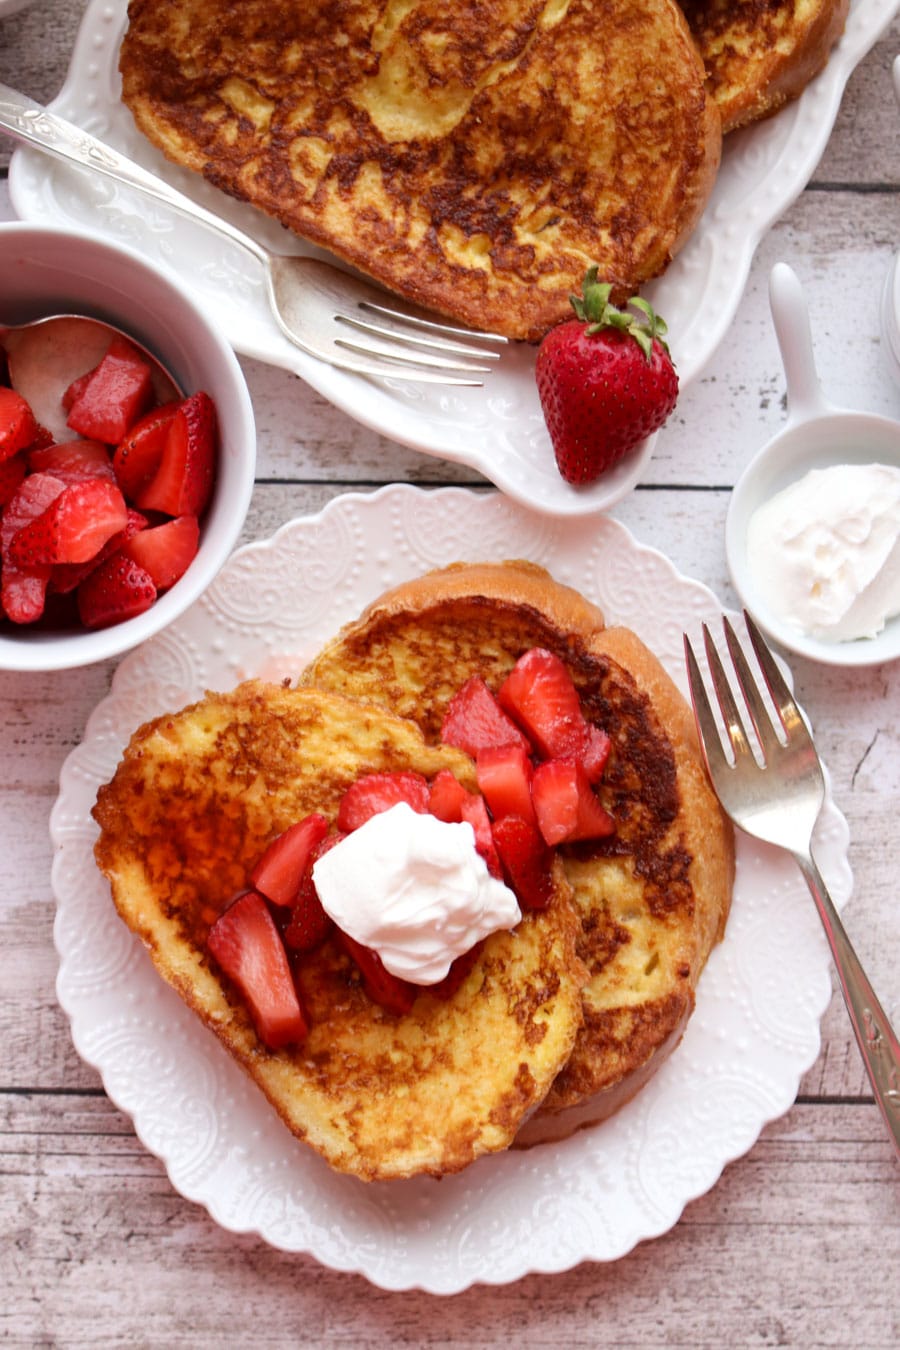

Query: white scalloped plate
left=9, top=0, right=899, bottom=517
left=50, top=486, right=852, bottom=1293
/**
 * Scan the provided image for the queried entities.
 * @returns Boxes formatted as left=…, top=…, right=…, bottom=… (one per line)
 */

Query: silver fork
left=684, top=611, right=900, bottom=1161
left=0, top=83, right=507, bottom=386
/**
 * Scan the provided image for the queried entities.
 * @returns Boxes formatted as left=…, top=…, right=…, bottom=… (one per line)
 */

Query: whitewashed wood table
left=2, top=2, right=900, bottom=1344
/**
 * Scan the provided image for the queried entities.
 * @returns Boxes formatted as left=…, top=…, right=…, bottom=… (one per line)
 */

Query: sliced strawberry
left=440, top=675, right=531, bottom=759
left=135, top=391, right=217, bottom=518
left=61, top=366, right=94, bottom=412
left=338, top=930, right=417, bottom=1015
left=0, top=452, right=27, bottom=508
left=76, top=552, right=157, bottom=629
left=476, top=742, right=536, bottom=826
left=207, top=890, right=308, bottom=1049
left=283, top=831, right=344, bottom=951
left=9, top=478, right=128, bottom=567
left=65, top=336, right=154, bottom=443
left=1, top=570, right=50, bottom=625
left=460, top=791, right=502, bottom=878
left=583, top=723, right=612, bottom=782
left=0, top=386, right=39, bottom=462
left=50, top=509, right=148, bottom=595
left=120, top=514, right=200, bottom=591
left=491, top=813, right=555, bottom=910
left=112, top=401, right=180, bottom=499
left=283, top=869, right=334, bottom=953
left=427, top=768, right=473, bottom=823
left=0, top=472, right=65, bottom=623
left=336, top=770, right=430, bottom=833
left=28, top=438, right=116, bottom=484
left=251, top=812, right=330, bottom=907
left=531, top=757, right=615, bottom=846
left=498, top=646, right=610, bottom=780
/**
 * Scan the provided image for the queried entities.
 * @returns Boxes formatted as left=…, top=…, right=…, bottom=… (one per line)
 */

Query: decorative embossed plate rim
left=50, top=486, right=852, bottom=1294
left=9, top=0, right=899, bottom=518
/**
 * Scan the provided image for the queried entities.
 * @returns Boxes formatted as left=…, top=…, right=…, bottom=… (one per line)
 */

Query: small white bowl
left=726, top=263, right=900, bottom=668
left=0, top=222, right=256, bottom=671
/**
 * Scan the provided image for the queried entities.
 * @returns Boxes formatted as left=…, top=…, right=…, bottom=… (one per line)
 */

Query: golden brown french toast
left=92, top=680, right=587, bottom=1181
left=118, top=0, right=721, bottom=340
left=302, top=562, right=734, bottom=1137
left=680, top=0, right=849, bottom=133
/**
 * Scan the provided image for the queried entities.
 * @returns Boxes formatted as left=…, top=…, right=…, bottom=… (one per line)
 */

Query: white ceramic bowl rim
left=726, top=408, right=900, bottom=667
left=0, top=221, right=256, bottom=671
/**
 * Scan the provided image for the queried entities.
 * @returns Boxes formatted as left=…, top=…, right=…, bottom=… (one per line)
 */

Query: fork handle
left=0, top=82, right=269, bottom=269
left=796, top=850, right=900, bottom=1160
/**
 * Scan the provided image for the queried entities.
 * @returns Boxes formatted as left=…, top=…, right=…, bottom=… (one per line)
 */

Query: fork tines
left=684, top=611, right=809, bottom=771
left=334, top=300, right=508, bottom=379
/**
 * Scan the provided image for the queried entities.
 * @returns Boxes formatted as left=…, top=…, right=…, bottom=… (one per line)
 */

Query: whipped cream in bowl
left=726, top=263, right=900, bottom=667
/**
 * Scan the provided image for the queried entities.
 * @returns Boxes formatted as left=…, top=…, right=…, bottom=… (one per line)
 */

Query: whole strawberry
left=536, top=267, right=679, bottom=485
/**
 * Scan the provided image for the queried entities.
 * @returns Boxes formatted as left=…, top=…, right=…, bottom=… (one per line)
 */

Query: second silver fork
left=685, top=612, right=900, bottom=1162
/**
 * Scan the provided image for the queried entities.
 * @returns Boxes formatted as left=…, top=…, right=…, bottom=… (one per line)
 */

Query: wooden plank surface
left=1, top=2, right=900, bottom=1345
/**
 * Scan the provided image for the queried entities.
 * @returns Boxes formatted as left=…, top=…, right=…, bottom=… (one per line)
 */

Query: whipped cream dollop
left=312, top=802, right=522, bottom=985
left=746, top=462, right=900, bottom=643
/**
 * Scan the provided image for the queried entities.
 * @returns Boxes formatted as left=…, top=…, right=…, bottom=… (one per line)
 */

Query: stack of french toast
left=93, top=562, right=734, bottom=1181
left=116, top=0, right=849, bottom=340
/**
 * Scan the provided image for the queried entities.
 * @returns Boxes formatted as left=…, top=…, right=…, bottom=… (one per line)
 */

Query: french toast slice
left=92, top=680, right=587, bottom=1181
left=118, top=0, right=721, bottom=340
left=301, top=562, right=734, bottom=1138
left=680, top=0, right=850, bottom=134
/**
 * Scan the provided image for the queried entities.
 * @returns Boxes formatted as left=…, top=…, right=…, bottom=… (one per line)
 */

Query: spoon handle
left=768, top=262, right=831, bottom=422
left=0, top=82, right=269, bottom=270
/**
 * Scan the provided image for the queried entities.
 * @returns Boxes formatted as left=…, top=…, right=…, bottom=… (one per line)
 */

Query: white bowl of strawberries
left=0, top=222, right=256, bottom=671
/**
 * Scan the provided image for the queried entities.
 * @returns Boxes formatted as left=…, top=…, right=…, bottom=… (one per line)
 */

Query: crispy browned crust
left=680, top=0, right=850, bottom=133
left=118, top=0, right=721, bottom=340
left=92, top=681, right=587, bottom=1181
left=303, top=562, right=734, bottom=1136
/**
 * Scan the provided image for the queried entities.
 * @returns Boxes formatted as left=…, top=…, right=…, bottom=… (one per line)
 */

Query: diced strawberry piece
left=9, top=478, right=128, bottom=567
left=427, top=939, right=485, bottom=1000
left=61, top=367, right=94, bottom=412
left=135, top=391, right=217, bottom=518
left=251, top=812, right=330, bottom=907
left=65, top=336, right=154, bottom=443
left=498, top=646, right=611, bottom=781
left=283, top=863, right=335, bottom=954
left=583, top=723, right=612, bottom=783
left=498, top=648, right=586, bottom=758
left=0, top=386, right=39, bottom=461
left=2, top=472, right=66, bottom=547
left=76, top=553, right=157, bottom=629
left=0, top=472, right=65, bottom=623
left=120, top=514, right=199, bottom=591
left=338, top=930, right=417, bottom=1015
left=28, top=438, right=116, bottom=484
left=1, top=571, right=49, bottom=625
left=427, top=768, right=473, bottom=823
left=208, top=890, right=308, bottom=1049
left=50, top=509, right=148, bottom=595
left=112, top=401, right=180, bottom=499
left=440, top=675, right=531, bottom=759
left=476, top=742, right=536, bottom=826
left=491, top=813, right=555, bottom=911
left=0, top=452, right=27, bottom=507
left=336, top=770, right=430, bottom=833
left=460, top=791, right=502, bottom=878
left=531, top=757, right=615, bottom=846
